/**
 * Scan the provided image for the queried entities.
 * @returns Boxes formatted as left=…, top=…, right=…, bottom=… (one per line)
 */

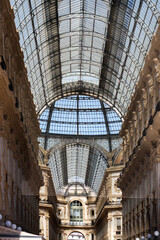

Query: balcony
left=59, top=221, right=93, bottom=227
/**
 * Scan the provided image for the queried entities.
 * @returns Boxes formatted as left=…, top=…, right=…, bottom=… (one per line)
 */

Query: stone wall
left=118, top=22, right=160, bottom=239
left=0, top=0, right=43, bottom=234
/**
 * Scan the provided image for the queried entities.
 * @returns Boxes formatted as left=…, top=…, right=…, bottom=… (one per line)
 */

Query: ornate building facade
left=117, top=23, right=160, bottom=239
left=38, top=147, right=123, bottom=240
left=0, top=0, right=43, bottom=235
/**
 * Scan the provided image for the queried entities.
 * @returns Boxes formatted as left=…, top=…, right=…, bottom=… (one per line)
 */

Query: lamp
left=154, top=231, right=159, bottom=237
left=17, top=226, right=22, bottom=231
left=147, top=233, right=152, bottom=239
left=154, top=230, right=159, bottom=239
left=11, top=224, right=17, bottom=230
left=0, top=214, right=2, bottom=221
left=5, top=220, right=12, bottom=228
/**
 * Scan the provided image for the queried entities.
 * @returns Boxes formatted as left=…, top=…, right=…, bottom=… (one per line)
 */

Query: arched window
left=70, top=201, right=83, bottom=224
left=68, top=232, right=85, bottom=240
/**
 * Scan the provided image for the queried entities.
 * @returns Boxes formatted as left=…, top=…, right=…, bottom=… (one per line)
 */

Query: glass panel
left=9, top=0, right=160, bottom=115
left=38, top=95, right=122, bottom=137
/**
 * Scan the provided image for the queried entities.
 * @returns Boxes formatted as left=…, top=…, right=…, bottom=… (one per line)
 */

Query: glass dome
left=39, top=95, right=122, bottom=136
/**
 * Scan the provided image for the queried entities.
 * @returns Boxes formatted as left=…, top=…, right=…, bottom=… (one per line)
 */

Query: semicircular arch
left=47, top=139, right=111, bottom=163
left=67, top=231, right=85, bottom=240
left=64, top=182, right=88, bottom=197
left=47, top=141, right=110, bottom=193
left=39, top=82, right=123, bottom=119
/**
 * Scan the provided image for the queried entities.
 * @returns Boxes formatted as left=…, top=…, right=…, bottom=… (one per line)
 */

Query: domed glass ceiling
left=39, top=95, right=122, bottom=136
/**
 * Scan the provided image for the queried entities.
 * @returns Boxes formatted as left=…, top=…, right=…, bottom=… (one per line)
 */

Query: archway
left=38, top=82, right=124, bottom=118
left=48, top=139, right=110, bottom=160
left=47, top=142, right=109, bottom=193
left=68, top=232, right=85, bottom=240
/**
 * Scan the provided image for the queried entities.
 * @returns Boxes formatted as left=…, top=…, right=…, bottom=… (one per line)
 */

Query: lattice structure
left=48, top=143, right=108, bottom=194
left=9, top=0, right=160, bottom=115
left=9, top=0, right=160, bottom=195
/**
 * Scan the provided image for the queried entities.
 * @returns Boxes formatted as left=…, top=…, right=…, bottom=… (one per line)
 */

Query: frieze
left=153, top=57, right=160, bottom=83
left=147, top=74, right=154, bottom=97
left=141, top=88, right=147, bottom=109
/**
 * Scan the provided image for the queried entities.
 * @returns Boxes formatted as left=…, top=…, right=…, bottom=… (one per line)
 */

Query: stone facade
left=0, top=0, right=124, bottom=239
left=39, top=148, right=58, bottom=240
left=118, top=23, right=160, bottom=239
left=39, top=147, right=122, bottom=240
left=95, top=166, right=123, bottom=240
left=0, top=0, right=43, bottom=234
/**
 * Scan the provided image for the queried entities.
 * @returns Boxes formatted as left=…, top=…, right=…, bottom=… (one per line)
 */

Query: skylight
left=9, top=0, right=160, bottom=115
left=39, top=95, right=122, bottom=136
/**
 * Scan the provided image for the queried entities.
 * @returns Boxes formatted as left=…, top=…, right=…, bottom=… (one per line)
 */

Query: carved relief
left=129, top=121, right=133, bottom=137
left=156, top=142, right=160, bottom=155
left=147, top=74, right=154, bottom=97
left=132, top=111, right=137, bottom=128
left=153, top=57, right=160, bottom=83
left=141, top=88, right=147, bottom=109
left=106, top=177, right=112, bottom=191
left=125, top=130, right=130, bottom=144
left=137, top=101, right=142, bottom=120
left=114, top=180, right=121, bottom=193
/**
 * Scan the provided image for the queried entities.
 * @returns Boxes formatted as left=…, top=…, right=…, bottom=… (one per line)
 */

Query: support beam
left=44, top=0, right=62, bottom=92
left=44, top=103, right=55, bottom=150
left=53, top=152, right=62, bottom=190
left=100, top=101, right=112, bottom=152
left=99, top=0, right=129, bottom=102
left=85, top=147, right=96, bottom=188
left=60, top=146, right=68, bottom=186
left=28, top=0, right=48, bottom=105
left=77, top=95, right=79, bottom=136
left=79, top=0, right=85, bottom=80
left=113, top=0, right=143, bottom=105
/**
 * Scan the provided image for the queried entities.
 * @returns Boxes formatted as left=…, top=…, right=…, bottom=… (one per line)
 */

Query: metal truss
left=9, top=0, right=160, bottom=115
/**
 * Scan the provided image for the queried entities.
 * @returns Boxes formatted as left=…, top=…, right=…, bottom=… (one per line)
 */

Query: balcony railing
left=60, top=221, right=93, bottom=226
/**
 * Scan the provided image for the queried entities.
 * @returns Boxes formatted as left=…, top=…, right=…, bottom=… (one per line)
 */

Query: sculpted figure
left=147, top=74, right=154, bottom=98
left=142, top=88, right=147, bottom=109
left=137, top=101, right=142, bottom=120
left=153, top=57, right=160, bottom=83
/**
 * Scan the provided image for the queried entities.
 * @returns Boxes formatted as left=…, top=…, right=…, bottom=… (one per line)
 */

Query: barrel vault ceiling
left=9, top=0, right=160, bottom=194
left=10, top=0, right=160, bottom=116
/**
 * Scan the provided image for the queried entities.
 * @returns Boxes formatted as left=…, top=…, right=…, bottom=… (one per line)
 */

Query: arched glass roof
left=9, top=0, right=160, bottom=195
left=9, top=0, right=160, bottom=116
left=48, top=143, right=109, bottom=194
left=39, top=95, right=122, bottom=150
